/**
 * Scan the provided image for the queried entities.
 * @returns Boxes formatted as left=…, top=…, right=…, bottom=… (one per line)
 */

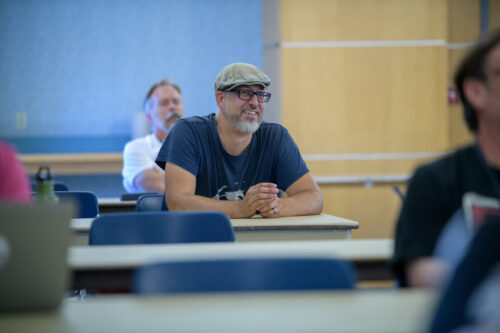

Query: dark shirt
left=392, top=144, right=500, bottom=285
left=155, top=113, right=309, bottom=200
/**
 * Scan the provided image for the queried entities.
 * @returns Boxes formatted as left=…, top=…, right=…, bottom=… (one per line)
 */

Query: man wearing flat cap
left=155, top=63, right=323, bottom=218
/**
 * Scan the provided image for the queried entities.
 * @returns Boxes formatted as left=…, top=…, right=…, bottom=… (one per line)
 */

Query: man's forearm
left=167, top=194, right=254, bottom=218
left=281, top=189, right=323, bottom=217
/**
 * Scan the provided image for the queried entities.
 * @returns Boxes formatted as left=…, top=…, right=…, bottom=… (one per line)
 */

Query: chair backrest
left=133, top=257, right=357, bottom=294
left=55, top=191, right=98, bottom=218
left=136, top=194, right=165, bottom=212
left=88, top=211, right=234, bottom=245
left=31, top=182, right=69, bottom=192
left=392, top=186, right=405, bottom=201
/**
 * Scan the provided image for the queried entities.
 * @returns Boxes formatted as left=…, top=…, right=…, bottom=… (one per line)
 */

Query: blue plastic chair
left=31, top=182, right=69, bottom=192
left=55, top=191, right=99, bottom=218
left=88, top=211, right=234, bottom=245
left=136, top=194, right=166, bottom=212
left=133, top=257, right=357, bottom=294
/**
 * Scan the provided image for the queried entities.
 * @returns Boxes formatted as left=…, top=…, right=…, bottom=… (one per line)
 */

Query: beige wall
left=277, top=0, right=497, bottom=239
left=447, top=0, right=479, bottom=149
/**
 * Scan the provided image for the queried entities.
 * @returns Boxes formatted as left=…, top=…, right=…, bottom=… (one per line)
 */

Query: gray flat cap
left=214, top=63, right=271, bottom=92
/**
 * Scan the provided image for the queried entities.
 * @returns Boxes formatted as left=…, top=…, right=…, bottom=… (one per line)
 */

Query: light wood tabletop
left=69, top=239, right=393, bottom=291
left=71, top=213, right=359, bottom=245
left=0, top=289, right=436, bottom=333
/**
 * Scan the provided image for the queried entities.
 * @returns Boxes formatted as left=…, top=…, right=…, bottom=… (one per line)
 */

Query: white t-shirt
left=122, top=134, right=163, bottom=193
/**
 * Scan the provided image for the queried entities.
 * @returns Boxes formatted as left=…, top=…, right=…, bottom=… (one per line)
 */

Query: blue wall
left=0, top=0, right=263, bottom=153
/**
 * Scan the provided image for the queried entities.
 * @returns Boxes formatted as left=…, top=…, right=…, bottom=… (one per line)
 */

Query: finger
left=251, top=183, right=278, bottom=191
left=257, top=197, right=280, bottom=213
left=261, top=206, right=279, bottom=218
left=252, top=187, right=279, bottom=196
left=253, top=197, right=277, bottom=210
left=245, top=190, right=277, bottom=202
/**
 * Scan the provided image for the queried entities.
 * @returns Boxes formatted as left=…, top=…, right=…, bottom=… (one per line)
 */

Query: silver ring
left=273, top=208, right=277, bottom=214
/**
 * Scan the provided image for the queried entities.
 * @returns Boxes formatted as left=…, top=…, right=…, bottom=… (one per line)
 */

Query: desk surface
left=69, top=239, right=393, bottom=290
left=98, top=197, right=136, bottom=205
left=71, top=213, right=359, bottom=231
left=0, top=289, right=436, bottom=333
left=70, top=239, right=392, bottom=269
left=97, top=198, right=136, bottom=214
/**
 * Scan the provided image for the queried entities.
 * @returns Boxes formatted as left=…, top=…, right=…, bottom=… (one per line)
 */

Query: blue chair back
left=89, top=211, right=234, bottom=245
left=55, top=191, right=98, bottom=218
left=31, top=182, right=69, bottom=192
left=136, top=194, right=166, bottom=212
left=133, top=257, right=357, bottom=294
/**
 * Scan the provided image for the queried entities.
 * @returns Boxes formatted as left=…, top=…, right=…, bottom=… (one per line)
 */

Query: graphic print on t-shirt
left=212, top=185, right=244, bottom=201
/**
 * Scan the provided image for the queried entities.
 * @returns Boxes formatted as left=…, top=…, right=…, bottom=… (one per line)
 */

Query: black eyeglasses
left=226, top=89, right=272, bottom=103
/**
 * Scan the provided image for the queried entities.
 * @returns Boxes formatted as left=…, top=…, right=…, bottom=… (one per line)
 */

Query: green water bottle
left=34, top=166, right=59, bottom=203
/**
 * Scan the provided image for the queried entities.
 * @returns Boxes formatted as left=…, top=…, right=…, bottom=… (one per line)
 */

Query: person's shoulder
left=171, top=114, right=215, bottom=132
left=257, top=121, right=289, bottom=136
left=178, top=113, right=214, bottom=125
left=0, top=141, right=16, bottom=155
left=417, top=145, right=474, bottom=174
left=410, top=145, right=475, bottom=189
left=124, top=134, right=152, bottom=149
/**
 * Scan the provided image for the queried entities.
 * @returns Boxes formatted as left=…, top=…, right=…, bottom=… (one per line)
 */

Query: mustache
left=240, top=105, right=261, bottom=114
left=165, top=112, right=182, bottom=122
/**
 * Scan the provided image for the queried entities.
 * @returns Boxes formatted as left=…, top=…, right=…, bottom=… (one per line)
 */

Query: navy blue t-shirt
left=155, top=113, right=309, bottom=200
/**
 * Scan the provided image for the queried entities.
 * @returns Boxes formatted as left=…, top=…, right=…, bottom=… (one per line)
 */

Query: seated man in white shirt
left=122, top=79, right=184, bottom=193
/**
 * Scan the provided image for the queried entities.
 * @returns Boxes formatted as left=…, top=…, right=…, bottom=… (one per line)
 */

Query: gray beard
left=226, top=111, right=261, bottom=134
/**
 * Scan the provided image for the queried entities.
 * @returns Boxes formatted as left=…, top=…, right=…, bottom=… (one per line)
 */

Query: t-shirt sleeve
left=274, top=127, right=309, bottom=191
left=391, top=166, right=449, bottom=284
left=122, top=139, right=157, bottom=193
left=155, top=119, right=200, bottom=176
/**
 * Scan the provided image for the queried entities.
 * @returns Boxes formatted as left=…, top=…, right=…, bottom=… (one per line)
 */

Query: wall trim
left=303, top=151, right=451, bottom=161
left=282, top=40, right=446, bottom=48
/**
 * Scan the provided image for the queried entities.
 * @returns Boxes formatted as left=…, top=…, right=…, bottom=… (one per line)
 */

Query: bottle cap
left=35, top=166, right=53, bottom=182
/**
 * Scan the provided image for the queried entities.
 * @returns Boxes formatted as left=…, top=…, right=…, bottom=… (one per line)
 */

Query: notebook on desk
left=0, top=202, right=74, bottom=311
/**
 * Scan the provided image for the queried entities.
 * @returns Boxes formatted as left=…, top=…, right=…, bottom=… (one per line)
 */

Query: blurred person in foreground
left=122, top=79, right=184, bottom=193
left=0, top=141, right=31, bottom=202
left=392, top=30, right=500, bottom=288
left=155, top=63, right=323, bottom=218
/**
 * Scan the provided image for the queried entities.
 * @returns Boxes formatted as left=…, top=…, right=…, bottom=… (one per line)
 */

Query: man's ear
left=463, top=78, right=487, bottom=111
left=215, top=91, right=225, bottom=108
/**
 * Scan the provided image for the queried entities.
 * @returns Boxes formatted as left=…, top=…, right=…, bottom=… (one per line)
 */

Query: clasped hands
left=241, top=182, right=282, bottom=218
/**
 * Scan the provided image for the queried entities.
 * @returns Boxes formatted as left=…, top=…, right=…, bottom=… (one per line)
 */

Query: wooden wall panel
left=491, top=0, right=500, bottom=30
left=278, top=0, right=486, bottom=239
left=306, top=157, right=442, bottom=176
left=447, top=0, right=478, bottom=148
left=282, top=0, right=446, bottom=41
left=282, top=47, right=448, bottom=154
left=447, top=0, right=480, bottom=43
left=320, top=184, right=406, bottom=239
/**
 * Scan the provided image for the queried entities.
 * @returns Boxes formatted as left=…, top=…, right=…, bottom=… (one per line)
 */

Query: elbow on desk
left=312, top=190, right=324, bottom=215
